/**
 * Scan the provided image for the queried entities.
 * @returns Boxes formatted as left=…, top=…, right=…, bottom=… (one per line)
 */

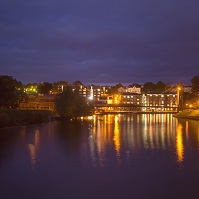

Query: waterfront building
left=120, top=93, right=142, bottom=105
left=78, top=85, right=110, bottom=101
left=19, top=83, right=180, bottom=113
left=143, top=92, right=178, bottom=111
left=19, top=94, right=55, bottom=111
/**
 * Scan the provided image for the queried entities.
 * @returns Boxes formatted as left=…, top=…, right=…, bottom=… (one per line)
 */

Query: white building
left=118, top=85, right=141, bottom=94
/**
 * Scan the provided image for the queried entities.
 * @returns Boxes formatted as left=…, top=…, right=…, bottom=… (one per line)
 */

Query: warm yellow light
left=177, top=87, right=181, bottom=90
left=176, top=124, right=184, bottom=162
left=113, top=115, right=120, bottom=162
left=87, top=116, right=93, bottom=120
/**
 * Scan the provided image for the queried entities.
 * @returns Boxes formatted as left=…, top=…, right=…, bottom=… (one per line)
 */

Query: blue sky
left=0, top=0, right=199, bottom=85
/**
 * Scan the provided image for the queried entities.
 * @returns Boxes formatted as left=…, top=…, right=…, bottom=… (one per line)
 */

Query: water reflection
left=1, top=115, right=199, bottom=199
left=142, top=114, right=175, bottom=150
left=113, top=115, right=121, bottom=163
left=27, top=129, right=40, bottom=170
left=88, top=114, right=190, bottom=166
left=176, top=123, right=184, bottom=163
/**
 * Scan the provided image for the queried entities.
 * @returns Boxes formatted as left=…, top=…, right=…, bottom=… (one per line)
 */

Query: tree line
left=0, top=75, right=199, bottom=119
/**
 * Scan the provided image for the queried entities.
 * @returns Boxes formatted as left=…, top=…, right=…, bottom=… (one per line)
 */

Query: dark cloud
left=0, top=0, right=199, bottom=84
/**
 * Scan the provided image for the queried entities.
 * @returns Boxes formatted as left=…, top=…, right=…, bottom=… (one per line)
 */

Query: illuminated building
left=120, top=93, right=142, bottom=105
left=118, top=85, right=142, bottom=94
left=19, top=95, right=55, bottom=110
left=143, top=92, right=177, bottom=111
left=78, top=85, right=110, bottom=101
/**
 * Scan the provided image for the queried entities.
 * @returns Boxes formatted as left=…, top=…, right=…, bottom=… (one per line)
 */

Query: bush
left=0, top=110, right=54, bottom=127
left=0, top=111, right=10, bottom=126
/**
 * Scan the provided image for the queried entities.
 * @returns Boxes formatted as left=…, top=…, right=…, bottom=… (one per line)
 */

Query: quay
left=94, top=103, right=179, bottom=114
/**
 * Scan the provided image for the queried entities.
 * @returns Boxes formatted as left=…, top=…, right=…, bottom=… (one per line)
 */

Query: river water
left=0, top=114, right=199, bottom=199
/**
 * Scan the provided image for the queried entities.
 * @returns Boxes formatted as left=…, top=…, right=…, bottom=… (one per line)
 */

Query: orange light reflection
left=176, top=123, right=184, bottom=163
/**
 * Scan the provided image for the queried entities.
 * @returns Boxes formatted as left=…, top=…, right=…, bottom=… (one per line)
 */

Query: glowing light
left=176, top=124, right=184, bottom=162
left=88, top=96, right=93, bottom=100
left=87, top=116, right=93, bottom=120
left=27, top=129, right=40, bottom=170
left=113, top=115, right=121, bottom=162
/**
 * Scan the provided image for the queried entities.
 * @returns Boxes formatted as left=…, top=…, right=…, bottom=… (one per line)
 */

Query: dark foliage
left=142, top=81, right=169, bottom=93
left=55, top=86, right=94, bottom=120
left=0, top=75, right=26, bottom=108
left=191, top=76, right=199, bottom=95
left=38, top=82, right=53, bottom=94
left=109, top=83, right=123, bottom=94
left=0, top=110, right=53, bottom=127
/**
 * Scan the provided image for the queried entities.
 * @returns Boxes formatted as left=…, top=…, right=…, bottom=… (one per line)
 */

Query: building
left=118, top=85, right=141, bottom=94
left=78, top=85, right=110, bottom=101
left=19, top=95, right=55, bottom=111
left=120, top=93, right=142, bottom=105
left=143, top=93, right=178, bottom=111
left=104, top=92, right=178, bottom=112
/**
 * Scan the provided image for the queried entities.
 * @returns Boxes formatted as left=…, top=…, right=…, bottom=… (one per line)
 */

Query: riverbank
left=95, top=111, right=178, bottom=115
left=173, top=109, right=199, bottom=120
left=0, top=109, right=55, bottom=127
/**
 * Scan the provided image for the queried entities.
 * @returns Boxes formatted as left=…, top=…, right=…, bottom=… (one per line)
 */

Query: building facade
left=143, top=93, right=177, bottom=111
left=118, top=85, right=141, bottom=94
left=78, top=85, right=110, bottom=101
left=19, top=95, right=55, bottom=111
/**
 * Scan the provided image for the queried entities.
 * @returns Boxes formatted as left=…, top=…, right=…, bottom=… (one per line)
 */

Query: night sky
left=1, top=0, right=199, bottom=85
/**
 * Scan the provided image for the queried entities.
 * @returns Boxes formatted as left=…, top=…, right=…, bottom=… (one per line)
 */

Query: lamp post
left=177, top=85, right=183, bottom=111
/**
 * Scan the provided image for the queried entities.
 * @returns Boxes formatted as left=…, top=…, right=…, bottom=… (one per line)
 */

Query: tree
left=109, top=83, right=123, bottom=94
left=52, top=81, right=71, bottom=93
left=0, top=75, right=25, bottom=108
left=128, top=83, right=141, bottom=87
left=191, top=76, right=199, bottom=95
left=38, top=82, right=53, bottom=94
left=155, top=81, right=167, bottom=92
left=142, top=82, right=156, bottom=93
left=73, top=80, right=83, bottom=87
left=55, top=86, right=94, bottom=120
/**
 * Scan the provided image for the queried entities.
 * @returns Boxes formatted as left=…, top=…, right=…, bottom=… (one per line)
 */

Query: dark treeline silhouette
left=55, top=86, right=94, bottom=120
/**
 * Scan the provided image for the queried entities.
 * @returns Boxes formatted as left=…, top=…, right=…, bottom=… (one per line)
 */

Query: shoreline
left=0, top=109, right=55, bottom=128
left=173, top=109, right=199, bottom=120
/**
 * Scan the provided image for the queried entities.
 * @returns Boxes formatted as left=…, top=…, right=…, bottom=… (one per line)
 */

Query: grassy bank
left=0, top=109, right=55, bottom=127
left=174, top=109, right=199, bottom=120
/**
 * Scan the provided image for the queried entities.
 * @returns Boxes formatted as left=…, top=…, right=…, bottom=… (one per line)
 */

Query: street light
left=177, top=85, right=183, bottom=111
